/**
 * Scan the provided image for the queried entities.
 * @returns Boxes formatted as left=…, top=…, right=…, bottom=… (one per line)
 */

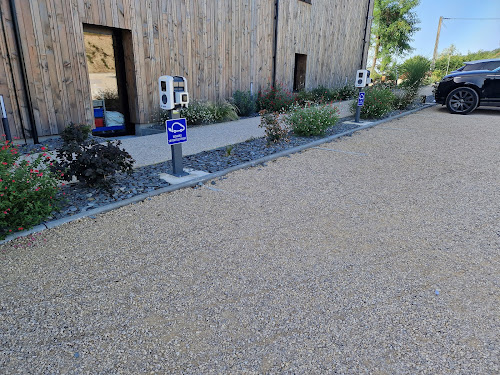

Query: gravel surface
left=1, top=105, right=499, bottom=373
left=44, top=119, right=361, bottom=221
left=16, top=105, right=426, bottom=222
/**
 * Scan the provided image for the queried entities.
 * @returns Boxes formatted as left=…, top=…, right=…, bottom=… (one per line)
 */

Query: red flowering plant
left=258, top=110, right=290, bottom=145
left=257, top=83, right=297, bottom=113
left=0, top=137, right=61, bottom=240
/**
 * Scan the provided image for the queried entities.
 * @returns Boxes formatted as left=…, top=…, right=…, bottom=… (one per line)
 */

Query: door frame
left=82, top=24, right=137, bottom=135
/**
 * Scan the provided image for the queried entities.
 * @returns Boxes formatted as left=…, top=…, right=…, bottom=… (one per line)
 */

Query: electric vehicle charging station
left=159, top=75, right=190, bottom=177
left=355, top=69, right=371, bottom=123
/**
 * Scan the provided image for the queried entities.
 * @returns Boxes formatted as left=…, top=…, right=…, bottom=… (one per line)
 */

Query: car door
left=482, top=72, right=500, bottom=103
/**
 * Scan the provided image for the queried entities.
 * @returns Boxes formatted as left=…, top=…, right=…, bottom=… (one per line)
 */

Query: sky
left=406, top=0, right=500, bottom=59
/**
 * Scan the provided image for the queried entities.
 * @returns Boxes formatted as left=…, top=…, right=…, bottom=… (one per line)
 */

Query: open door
left=293, top=54, right=307, bottom=92
left=83, top=26, right=134, bottom=135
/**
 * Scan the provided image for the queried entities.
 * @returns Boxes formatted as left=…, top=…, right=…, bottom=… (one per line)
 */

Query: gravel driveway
left=1, top=105, right=499, bottom=374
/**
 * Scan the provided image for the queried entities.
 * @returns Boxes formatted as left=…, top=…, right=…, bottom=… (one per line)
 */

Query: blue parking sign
left=166, top=118, right=187, bottom=145
left=357, top=92, right=365, bottom=107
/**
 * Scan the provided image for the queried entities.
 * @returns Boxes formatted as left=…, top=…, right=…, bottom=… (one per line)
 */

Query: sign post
left=354, top=69, right=370, bottom=123
left=355, top=91, right=365, bottom=123
left=166, top=113, right=188, bottom=177
left=159, top=75, right=190, bottom=177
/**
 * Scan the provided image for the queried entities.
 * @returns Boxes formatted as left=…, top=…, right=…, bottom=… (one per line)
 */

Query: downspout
left=9, top=0, right=39, bottom=144
left=272, top=0, right=279, bottom=87
left=0, top=6, right=26, bottom=142
left=360, top=0, right=372, bottom=70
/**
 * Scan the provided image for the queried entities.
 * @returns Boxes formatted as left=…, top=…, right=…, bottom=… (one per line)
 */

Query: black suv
left=434, top=58, right=500, bottom=114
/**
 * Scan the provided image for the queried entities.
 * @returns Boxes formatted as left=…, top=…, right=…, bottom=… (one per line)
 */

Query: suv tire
left=446, top=87, right=479, bottom=114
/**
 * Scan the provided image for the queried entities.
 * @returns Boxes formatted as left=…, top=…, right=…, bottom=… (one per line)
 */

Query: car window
left=462, top=62, right=500, bottom=71
left=483, top=61, right=500, bottom=71
left=462, top=63, right=483, bottom=71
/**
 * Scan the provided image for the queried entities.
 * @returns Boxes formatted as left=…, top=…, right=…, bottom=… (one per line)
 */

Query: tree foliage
left=431, top=46, right=500, bottom=81
left=371, top=0, right=420, bottom=73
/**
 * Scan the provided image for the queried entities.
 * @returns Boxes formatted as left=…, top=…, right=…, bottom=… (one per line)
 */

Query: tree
left=371, top=0, right=421, bottom=73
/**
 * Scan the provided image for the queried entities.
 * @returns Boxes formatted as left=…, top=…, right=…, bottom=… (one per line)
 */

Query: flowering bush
left=287, top=104, right=340, bottom=136
left=336, top=85, right=357, bottom=100
left=257, top=84, right=296, bottom=113
left=350, top=85, right=396, bottom=119
left=181, top=101, right=216, bottom=125
left=180, top=100, right=239, bottom=125
left=258, top=110, right=290, bottom=145
left=0, top=139, right=61, bottom=239
left=295, top=85, right=357, bottom=106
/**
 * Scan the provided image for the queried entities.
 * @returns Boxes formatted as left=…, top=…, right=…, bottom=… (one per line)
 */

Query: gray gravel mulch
left=19, top=104, right=426, bottom=222
left=48, top=119, right=361, bottom=221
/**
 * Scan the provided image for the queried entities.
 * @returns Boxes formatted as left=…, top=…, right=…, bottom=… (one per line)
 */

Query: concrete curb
left=1, top=104, right=435, bottom=245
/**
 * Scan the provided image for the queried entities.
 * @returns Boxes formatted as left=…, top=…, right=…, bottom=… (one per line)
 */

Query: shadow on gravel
left=434, top=105, right=500, bottom=116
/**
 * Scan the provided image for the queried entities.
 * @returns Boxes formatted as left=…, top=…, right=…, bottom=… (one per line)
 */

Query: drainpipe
left=360, top=0, right=372, bottom=70
left=0, top=7, right=24, bottom=141
left=9, top=0, right=39, bottom=144
left=272, top=0, right=279, bottom=87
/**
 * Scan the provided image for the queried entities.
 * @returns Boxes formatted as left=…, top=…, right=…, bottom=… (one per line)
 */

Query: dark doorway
left=83, top=25, right=134, bottom=135
left=293, top=54, right=307, bottom=92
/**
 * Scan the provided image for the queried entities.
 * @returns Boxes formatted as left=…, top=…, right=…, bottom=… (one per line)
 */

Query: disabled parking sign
left=166, top=118, right=187, bottom=145
left=357, top=92, right=365, bottom=107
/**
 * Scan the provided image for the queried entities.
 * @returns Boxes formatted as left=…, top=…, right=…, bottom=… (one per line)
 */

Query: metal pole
left=272, top=0, right=279, bottom=87
left=431, top=16, right=443, bottom=71
left=0, top=95, right=12, bottom=141
left=355, top=88, right=362, bottom=123
left=169, top=109, right=188, bottom=177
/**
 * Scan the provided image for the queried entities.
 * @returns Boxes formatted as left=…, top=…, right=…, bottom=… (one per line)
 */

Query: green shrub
left=209, top=100, right=239, bottom=123
left=151, top=109, right=170, bottom=126
left=309, top=86, right=335, bottom=103
left=399, top=55, right=430, bottom=89
left=287, top=104, right=340, bottom=136
left=393, top=87, right=419, bottom=110
left=295, top=90, right=316, bottom=106
left=0, top=140, right=61, bottom=239
left=350, top=85, right=396, bottom=119
left=180, top=100, right=216, bottom=125
left=258, top=110, right=290, bottom=145
left=257, top=84, right=296, bottom=112
left=60, top=123, right=92, bottom=144
left=232, top=90, right=256, bottom=117
left=337, top=85, right=357, bottom=100
left=53, top=124, right=134, bottom=190
left=180, top=100, right=238, bottom=125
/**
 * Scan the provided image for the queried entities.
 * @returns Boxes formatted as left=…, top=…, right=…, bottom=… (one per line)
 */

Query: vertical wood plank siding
left=0, top=0, right=372, bottom=139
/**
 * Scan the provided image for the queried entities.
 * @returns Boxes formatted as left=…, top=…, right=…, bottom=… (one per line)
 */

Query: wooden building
left=0, top=0, right=373, bottom=141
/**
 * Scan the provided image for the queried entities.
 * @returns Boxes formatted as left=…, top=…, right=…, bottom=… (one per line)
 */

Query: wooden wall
left=0, top=0, right=372, bottom=139
left=276, top=0, right=373, bottom=90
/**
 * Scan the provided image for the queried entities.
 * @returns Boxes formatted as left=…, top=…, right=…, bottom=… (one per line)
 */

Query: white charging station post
left=159, top=75, right=190, bottom=177
left=355, top=69, right=371, bottom=123
left=0, top=95, right=12, bottom=141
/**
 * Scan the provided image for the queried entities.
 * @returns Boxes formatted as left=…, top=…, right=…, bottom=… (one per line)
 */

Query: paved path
left=1, top=106, right=499, bottom=374
left=115, top=100, right=354, bottom=167
left=119, top=116, right=265, bottom=167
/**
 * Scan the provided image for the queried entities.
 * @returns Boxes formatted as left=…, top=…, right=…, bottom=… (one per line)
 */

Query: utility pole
left=431, top=16, right=443, bottom=71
